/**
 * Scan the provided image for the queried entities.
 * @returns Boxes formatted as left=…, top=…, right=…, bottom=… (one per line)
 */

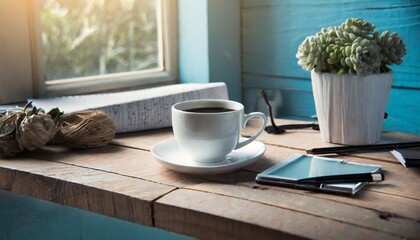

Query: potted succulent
left=296, top=18, right=406, bottom=145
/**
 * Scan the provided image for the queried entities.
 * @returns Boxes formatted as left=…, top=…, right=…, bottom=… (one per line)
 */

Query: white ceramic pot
left=311, top=71, right=393, bottom=145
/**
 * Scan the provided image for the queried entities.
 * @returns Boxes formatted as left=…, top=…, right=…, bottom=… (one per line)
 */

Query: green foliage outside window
left=41, top=0, right=158, bottom=81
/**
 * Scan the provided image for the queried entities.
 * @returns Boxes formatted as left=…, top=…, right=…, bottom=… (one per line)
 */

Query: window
left=0, top=0, right=177, bottom=103
left=40, top=0, right=160, bottom=81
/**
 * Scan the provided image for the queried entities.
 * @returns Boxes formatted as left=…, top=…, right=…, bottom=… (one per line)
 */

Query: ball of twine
left=55, top=110, right=116, bottom=148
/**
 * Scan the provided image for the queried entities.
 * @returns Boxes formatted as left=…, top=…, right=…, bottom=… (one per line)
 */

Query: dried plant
left=0, top=103, right=115, bottom=157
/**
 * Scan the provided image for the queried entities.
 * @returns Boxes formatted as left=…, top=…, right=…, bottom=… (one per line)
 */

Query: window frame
left=0, top=0, right=241, bottom=105
left=30, top=0, right=178, bottom=97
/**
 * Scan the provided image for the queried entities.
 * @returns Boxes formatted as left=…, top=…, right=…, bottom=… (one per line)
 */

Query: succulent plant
left=296, top=18, right=406, bottom=75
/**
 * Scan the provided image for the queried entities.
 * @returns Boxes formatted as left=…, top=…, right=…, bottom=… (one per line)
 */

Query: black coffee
left=184, top=107, right=234, bottom=113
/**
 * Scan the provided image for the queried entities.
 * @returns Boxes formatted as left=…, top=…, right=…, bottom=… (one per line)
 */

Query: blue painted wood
left=0, top=190, right=192, bottom=240
left=243, top=74, right=420, bottom=134
left=243, top=74, right=312, bottom=91
left=242, top=0, right=419, bottom=87
left=208, top=0, right=242, bottom=102
left=178, top=0, right=242, bottom=101
left=242, top=74, right=315, bottom=119
left=243, top=75, right=316, bottom=120
left=242, top=0, right=420, bottom=134
left=178, top=0, right=210, bottom=84
left=385, top=87, right=420, bottom=133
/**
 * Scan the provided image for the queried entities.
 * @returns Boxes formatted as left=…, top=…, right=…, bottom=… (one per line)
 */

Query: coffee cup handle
left=235, top=112, right=267, bottom=149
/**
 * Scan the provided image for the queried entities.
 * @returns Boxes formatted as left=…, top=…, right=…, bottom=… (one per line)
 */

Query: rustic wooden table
left=1, top=119, right=419, bottom=239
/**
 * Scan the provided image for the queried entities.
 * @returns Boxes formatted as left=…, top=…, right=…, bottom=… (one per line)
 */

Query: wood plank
left=5, top=149, right=417, bottom=238
left=113, top=122, right=420, bottom=163
left=27, top=145, right=206, bottom=188
left=198, top=149, right=420, bottom=223
left=0, top=156, right=175, bottom=226
left=242, top=118, right=420, bottom=163
left=155, top=189, right=399, bottom=240
left=187, top=183, right=420, bottom=239
left=112, top=128, right=420, bottom=200
left=113, top=127, right=173, bottom=150
left=245, top=145, right=420, bottom=200
left=28, top=136, right=420, bottom=220
left=6, top=154, right=174, bottom=202
left=242, top=73, right=312, bottom=90
left=2, top=124, right=419, bottom=239
left=112, top=126, right=420, bottom=174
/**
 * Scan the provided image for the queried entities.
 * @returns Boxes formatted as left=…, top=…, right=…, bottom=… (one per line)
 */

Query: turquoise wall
left=241, top=0, right=420, bottom=134
left=179, top=0, right=210, bottom=84
left=178, top=0, right=242, bottom=101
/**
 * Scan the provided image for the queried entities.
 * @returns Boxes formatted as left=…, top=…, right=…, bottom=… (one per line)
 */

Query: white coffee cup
left=172, top=99, right=267, bottom=163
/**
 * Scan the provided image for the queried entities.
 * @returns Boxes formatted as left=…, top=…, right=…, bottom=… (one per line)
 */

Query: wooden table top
left=1, top=119, right=419, bottom=240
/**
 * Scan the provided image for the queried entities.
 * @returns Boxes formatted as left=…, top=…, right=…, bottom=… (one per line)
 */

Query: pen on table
left=306, top=141, right=420, bottom=155
left=296, top=172, right=384, bottom=184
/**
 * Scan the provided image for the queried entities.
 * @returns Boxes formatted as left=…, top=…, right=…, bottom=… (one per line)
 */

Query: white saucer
left=151, top=138, right=266, bottom=175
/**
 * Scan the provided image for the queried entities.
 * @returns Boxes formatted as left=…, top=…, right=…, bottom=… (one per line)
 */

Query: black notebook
left=390, top=149, right=420, bottom=168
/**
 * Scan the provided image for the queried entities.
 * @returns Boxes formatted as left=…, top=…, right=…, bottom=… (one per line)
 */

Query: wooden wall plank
left=241, top=0, right=420, bottom=87
left=386, top=87, right=420, bottom=133
left=241, top=0, right=420, bottom=134
left=179, top=0, right=242, bottom=101
left=243, top=76, right=420, bottom=134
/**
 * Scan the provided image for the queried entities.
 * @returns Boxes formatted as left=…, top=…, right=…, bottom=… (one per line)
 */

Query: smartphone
left=255, top=154, right=382, bottom=195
